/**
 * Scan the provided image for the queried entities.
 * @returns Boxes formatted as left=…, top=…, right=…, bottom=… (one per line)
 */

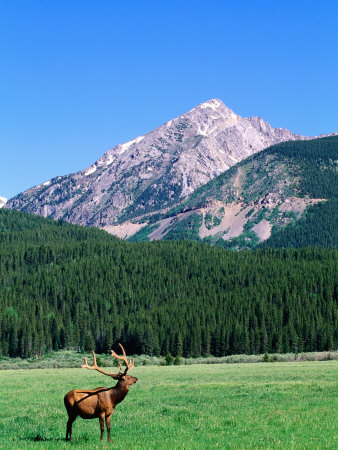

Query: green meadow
left=0, top=361, right=337, bottom=449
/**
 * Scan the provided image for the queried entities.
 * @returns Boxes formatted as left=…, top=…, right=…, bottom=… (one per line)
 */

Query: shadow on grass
left=25, top=435, right=64, bottom=442
left=24, top=434, right=94, bottom=443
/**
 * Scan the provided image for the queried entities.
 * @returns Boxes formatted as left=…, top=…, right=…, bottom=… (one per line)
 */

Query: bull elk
left=64, top=344, right=137, bottom=442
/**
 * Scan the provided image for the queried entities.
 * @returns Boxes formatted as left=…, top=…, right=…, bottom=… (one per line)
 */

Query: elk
left=64, top=344, right=137, bottom=442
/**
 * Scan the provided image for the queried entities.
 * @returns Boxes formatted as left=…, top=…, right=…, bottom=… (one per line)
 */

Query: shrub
left=173, top=356, right=181, bottom=365
left=96, top=356, right=106, bottom=367
left=165, top=353, right=174, bottom=365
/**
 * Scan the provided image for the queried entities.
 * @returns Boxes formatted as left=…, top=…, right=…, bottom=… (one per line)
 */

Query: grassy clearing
left=0, top=361, right=337, bottom=449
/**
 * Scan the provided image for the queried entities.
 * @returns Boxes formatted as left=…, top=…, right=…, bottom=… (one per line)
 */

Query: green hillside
left=259, top=199, right=338, bottom=248
left=129, top=136, right=338, bottom=248
left=0, top=209, right=337, bottom=359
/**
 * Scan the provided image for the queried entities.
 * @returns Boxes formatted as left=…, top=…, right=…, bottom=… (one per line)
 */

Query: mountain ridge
left=126, top=136, right=338, bottom=248
left=6, top=99, right=325, bottom=228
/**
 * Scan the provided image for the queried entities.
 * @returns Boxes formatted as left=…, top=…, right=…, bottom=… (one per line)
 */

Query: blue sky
left=1, top=0, right=338, bottom=199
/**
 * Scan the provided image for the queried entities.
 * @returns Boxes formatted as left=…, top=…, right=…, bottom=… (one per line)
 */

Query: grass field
left=0, top=361, right=337, bottom=449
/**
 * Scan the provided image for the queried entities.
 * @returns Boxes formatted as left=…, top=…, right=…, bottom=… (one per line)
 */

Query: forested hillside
left=259, top=200, right=338, bottom=249
left=0, top=209, right=337, bottom=358
left=128, top=136, right=338, bottom=248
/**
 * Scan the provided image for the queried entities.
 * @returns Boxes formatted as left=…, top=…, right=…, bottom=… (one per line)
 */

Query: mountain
left=6, top=99, right=315, bottom=229
left=0, top=197, right=7, bottom=208
left=1, top=207, right=336, bottom=358
left=128, top=136, right=338, bottom=249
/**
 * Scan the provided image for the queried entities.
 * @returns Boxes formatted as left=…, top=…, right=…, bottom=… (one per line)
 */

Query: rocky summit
left=7, top=99, right=312, bottom=228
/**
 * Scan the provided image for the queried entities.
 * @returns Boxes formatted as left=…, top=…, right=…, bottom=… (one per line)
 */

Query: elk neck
left=111, top=378, right=130, bottom=405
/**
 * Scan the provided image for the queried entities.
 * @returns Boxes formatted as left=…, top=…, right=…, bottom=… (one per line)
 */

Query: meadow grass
left=0, top=361, right=337, bottom=449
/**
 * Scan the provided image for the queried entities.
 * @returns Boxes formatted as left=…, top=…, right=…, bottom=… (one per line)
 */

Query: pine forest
left=0, top=209, right=337, bottom=358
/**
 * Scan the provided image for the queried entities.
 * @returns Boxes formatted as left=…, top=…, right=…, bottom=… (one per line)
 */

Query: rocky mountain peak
left=193, top=98, right=236, bottom=115
left=6, top=99, right=320, bottom=229
left=181, top=98, right=240, bottom=131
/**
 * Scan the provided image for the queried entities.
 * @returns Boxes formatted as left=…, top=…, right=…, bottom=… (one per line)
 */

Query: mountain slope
left=127, top=136, right=338, bottom=248
left=6, top=99, right=313, bottom=227
left=258, top=199, right=338, bottom=249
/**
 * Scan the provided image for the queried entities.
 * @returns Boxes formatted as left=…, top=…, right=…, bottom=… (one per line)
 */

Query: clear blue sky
left=1, top=0, right=338, bottom=199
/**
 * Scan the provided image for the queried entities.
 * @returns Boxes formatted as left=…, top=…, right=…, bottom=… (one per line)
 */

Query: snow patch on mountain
left=119, top=135, right=145, bottom=154
left=197, top=124, right=218, bottom=137
left=85, top=166, right=97, bottom=176
left=106, top=155, right=115, bottom=166
left=200, top=99, right=222, bottom=111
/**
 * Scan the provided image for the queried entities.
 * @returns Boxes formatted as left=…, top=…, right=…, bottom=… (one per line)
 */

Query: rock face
left=7, top=99, right=312, bottom=226
left=0, top=197, right=7, bottom=208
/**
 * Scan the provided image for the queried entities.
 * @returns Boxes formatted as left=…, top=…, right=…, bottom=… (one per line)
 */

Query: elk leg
left=99, top=413, right=105, bottom=441
left=105, top=414, right=112, bottom=443
left=66, top=416, right=76, bottom=441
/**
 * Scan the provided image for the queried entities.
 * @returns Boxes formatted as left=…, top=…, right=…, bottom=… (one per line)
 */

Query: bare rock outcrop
left=0, top=196, right=7, bottom=208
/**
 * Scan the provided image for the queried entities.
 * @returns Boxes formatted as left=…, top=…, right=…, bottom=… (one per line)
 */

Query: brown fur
left=64, top=345, right=137, bottom=442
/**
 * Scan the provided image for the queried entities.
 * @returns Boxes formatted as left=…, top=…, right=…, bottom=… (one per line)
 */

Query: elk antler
left=111, top=343, right=135, bottom=375
left=81, top=351, right=121, bottom=379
